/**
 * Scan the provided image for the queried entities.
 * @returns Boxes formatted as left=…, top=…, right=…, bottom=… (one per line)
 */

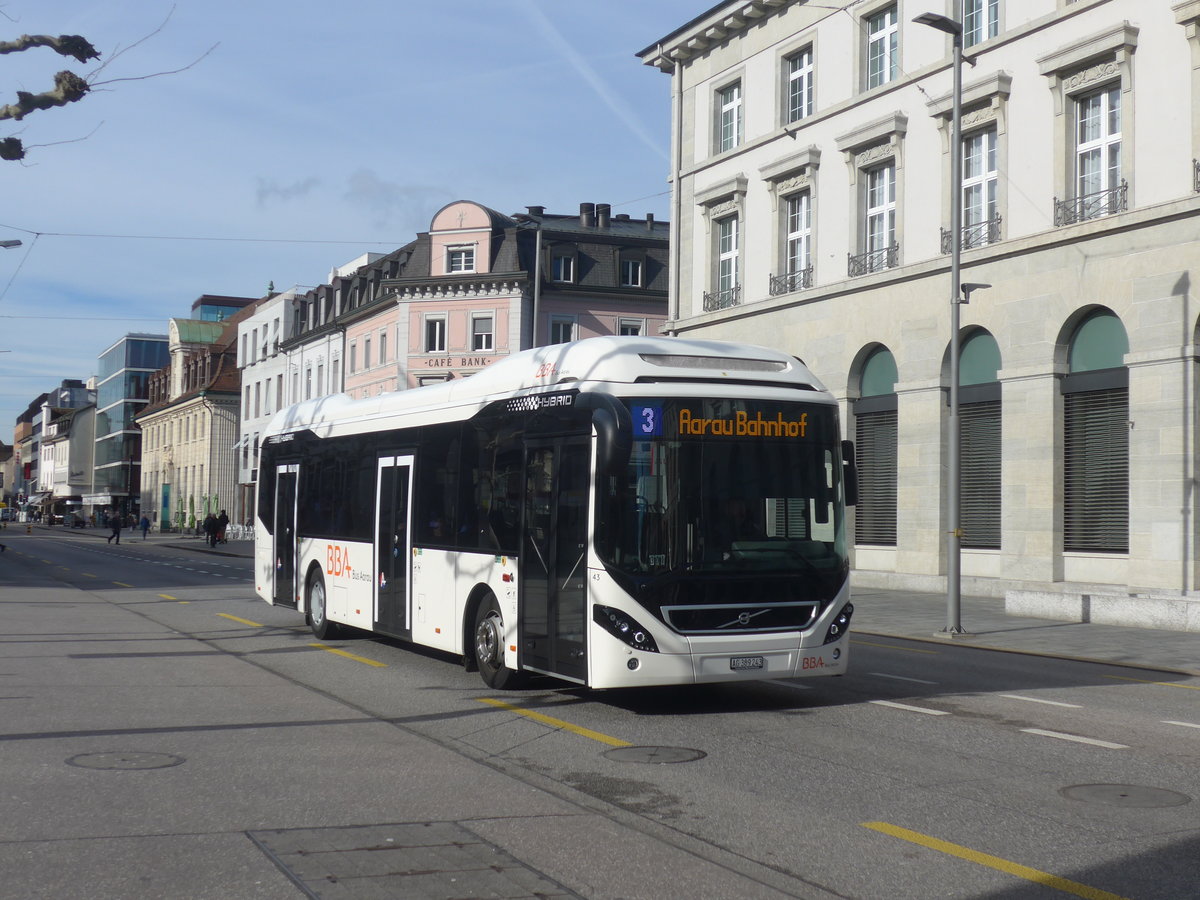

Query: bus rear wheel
left=307, top=571, right=340, bottom=640
left=474, top=595, right=525, bottom=689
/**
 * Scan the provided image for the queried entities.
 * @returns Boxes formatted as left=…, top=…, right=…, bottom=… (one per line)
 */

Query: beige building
left=139, top=311, right=254, bottom=532
left=641, top=0, right=1200, bottom=629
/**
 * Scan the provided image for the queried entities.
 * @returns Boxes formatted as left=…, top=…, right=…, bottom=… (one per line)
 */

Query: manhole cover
left=1059, top=784, right=1191, bottom=808
left=66, top=751, right=186, bottom=771
left=602, top=746, right=706, bottom=764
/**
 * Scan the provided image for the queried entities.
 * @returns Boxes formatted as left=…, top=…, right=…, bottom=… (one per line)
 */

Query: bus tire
left=307, top=570, right=340, bottom=640
left=474, top=594, right=525, bottom=689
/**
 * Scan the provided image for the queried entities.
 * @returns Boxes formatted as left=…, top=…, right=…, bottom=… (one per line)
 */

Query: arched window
left=854, top=347, right=898, bottom=546
left=1062, top=310, right=1128, bottom=552
left=960, top=331, right=1001, bottom=550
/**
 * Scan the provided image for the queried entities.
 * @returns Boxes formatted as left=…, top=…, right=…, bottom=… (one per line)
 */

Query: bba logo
left=327, top=545, right=352, bottom=577
left=801, top=656, right=825, bottom=670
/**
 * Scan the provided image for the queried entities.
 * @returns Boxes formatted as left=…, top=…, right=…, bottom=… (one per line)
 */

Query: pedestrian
left=203, top=513, right=218, bottom=548
left=107, top=514, right=121, bottom=545
left=139, top=515, right=151, bottom=540
left=217, top=509, right=229, bottom=544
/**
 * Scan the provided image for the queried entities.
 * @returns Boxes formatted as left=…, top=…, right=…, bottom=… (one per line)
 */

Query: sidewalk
left=15, top=522, right=255, bottom=559
left=851, top=585, right=1200, bottom=677
left=17, top=524, right=1198, bottom=677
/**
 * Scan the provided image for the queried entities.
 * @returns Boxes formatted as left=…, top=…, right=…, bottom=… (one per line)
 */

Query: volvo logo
left=718, top=608, right=771, bottom=629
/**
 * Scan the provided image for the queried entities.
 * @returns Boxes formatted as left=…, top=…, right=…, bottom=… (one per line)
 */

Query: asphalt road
left=1, top=529, right=1196, bottom=899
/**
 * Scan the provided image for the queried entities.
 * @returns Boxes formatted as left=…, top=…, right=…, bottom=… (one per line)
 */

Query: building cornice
left=383, top=273, right=528, bottom=300
left=639, top=0, right=791, bottom=71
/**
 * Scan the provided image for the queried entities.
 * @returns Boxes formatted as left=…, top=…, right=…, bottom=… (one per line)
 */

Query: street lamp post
left=915, top=10, right=990, bottom=635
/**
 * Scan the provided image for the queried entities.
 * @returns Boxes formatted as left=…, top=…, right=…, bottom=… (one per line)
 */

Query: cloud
left=256, top=176, right=322, bottom=207
left=342, top=168, right=450, bottom=230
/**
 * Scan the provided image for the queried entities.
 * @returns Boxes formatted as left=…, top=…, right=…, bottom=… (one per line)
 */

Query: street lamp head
left=960, top=282, right=992, bottom=304
left=913, top=12, right=961, bottom=36
left=0, top=239, right=22, bottom=249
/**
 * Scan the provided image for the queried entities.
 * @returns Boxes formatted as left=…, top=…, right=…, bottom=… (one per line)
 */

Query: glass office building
left=93, top=334, right=168, bottom=517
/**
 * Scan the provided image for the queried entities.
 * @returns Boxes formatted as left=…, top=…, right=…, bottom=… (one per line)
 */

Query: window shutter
left=1063, top=387, right=1128, bottom=552
left=960, top=399, right=1001, bottom=549
left=854, top=408, right=897, bottom=545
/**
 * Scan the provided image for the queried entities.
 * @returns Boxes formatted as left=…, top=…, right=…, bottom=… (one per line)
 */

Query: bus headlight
left=594, top=605, right=659, bottom=652
left=823, top=603, right=854, bottom=645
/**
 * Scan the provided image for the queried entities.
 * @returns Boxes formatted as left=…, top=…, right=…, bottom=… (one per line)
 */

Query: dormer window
left=552, top=253, right=575, bottom=283
left=447, top=245, right=475, bottom=273
left=620, top=257, right=643, bottom=288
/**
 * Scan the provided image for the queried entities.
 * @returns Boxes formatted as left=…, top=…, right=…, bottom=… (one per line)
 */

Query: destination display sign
left=632, top=402, right=812, bottom=440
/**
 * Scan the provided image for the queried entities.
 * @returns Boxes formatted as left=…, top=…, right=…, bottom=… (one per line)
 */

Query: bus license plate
left=730, top=655, right=764, bottom=671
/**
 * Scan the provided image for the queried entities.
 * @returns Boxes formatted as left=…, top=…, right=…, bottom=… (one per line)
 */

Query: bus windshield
left=597, top=397, right=848, bottom=592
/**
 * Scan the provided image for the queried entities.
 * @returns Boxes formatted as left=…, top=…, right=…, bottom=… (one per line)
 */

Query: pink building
left=290, top=201, right=669, bottom=399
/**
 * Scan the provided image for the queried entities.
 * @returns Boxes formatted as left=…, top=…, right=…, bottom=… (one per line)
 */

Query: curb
left=854, top=628, right=1200, bottom=679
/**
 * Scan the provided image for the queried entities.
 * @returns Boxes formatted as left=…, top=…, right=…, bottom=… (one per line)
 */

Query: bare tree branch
left=0, top=34, right=99, bottom=64
left=2, top=5, right=210, bottom=163
left=88, top=4, right=174, bottom=81
left=0, top=136, right=22, bottom=160
left=92, top=42, right=218, bottom=89
left=0, top=70, right=89, bottom=122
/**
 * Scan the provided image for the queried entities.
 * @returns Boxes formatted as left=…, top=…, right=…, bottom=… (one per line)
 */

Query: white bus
left=255, top=336, right=856, bottom=689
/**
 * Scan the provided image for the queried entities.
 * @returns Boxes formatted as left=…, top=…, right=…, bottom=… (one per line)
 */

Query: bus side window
left=414, top=425, right=460, bottom=546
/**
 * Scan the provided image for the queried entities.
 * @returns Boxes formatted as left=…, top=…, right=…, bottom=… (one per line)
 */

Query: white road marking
left=1020, top=728, right=1127, bottom=749
left=999, top=694, right=1082, bottom=708
left=869, top=672, right=938, bottom=685
left=1162, top=720, right=1200, bottom=730
left=870, top=700, right=950, bottom=716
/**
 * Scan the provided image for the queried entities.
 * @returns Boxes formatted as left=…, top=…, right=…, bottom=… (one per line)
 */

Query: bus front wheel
left=474, top=595, right=525, bottom=689
left=307, top=571, right=340, bottom=640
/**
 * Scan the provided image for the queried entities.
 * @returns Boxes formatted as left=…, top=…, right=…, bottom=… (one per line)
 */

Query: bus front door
left=374, top=454, right=413, bottom=637
left=273, top=464, right=299, bottom=608
left=522, top=437, right=589, bottom=682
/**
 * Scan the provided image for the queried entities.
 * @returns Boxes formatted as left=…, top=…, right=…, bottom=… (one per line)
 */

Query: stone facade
left=641, top=0, right=1200, bottom=622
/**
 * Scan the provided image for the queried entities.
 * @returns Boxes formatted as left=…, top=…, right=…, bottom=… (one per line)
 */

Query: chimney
left=580, top=202, right=596, bottom=227
left=596, top=203, right=611, bottom=228
left=646, top=212, right=655, bottom=231
left=525, top=205, right=545, bottom=218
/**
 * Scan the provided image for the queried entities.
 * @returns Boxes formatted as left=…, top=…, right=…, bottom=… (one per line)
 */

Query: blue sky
left=0, top=0, right=701, bottom=433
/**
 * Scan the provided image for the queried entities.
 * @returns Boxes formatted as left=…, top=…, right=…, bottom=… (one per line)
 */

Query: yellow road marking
left=158, top=593, right=176, bottom=600
left=308, top=643, right=388, bottom=668
left=112, top=581, right=133, bottom=588
left=81, top=573, right=97, bottom=578
left=862, top=822, right=1131, bottom=900
left=852, top=638, right=938, bottom=654
left=1104, top=674, right=1200, bottom=691
left=477, top=697, right=632, bottom=748
left=218, top=613, right=264, bottom=627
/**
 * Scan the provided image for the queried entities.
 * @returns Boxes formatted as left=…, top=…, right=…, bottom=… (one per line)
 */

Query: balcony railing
left=1053, top=180, right=1128, bottom=226
left=940, top=216, right=1002, bottom=254
left=703, top=284, right=742, bottom=311
left=1194, top=159, right=1200, bottom=194
left=847, top=244, right=898, bottom=277
left=769, top=267, right=814, bottom=296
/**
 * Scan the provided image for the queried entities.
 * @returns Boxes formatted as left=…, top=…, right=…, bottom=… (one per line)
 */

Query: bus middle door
left=374, top=454, right=414, bottom=638
left=521, top=436, right=589, bottom=682
left=273, top=463, right=299, bottom=608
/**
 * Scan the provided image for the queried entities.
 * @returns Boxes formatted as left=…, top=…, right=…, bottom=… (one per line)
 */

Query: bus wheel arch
left=461, top=585, right=491, bottom=672
left=305, top=564, right=340, bottom=640
left=471, top=590, right=526, bottom=689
